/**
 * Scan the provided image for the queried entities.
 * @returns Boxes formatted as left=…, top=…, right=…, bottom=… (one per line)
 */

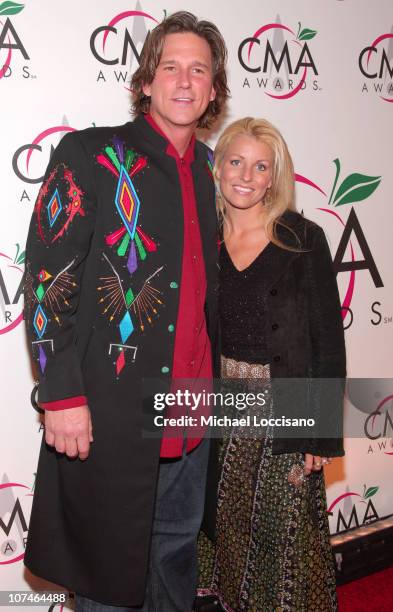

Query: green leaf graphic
left=13, top=243, right=20, bottom=264
left=333, top=173, right=381, bottom=206
left=298, top=28, right=317, bottom=41
left=0, top=1, right=25, bottom=15
left=329, top=158, right=341, bottom=205
left=16, top=250, right=25, bottom=265
left=364, top=486, right=379, bottom=499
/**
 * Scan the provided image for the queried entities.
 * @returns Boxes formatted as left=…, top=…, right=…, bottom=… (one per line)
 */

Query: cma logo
left=359, top=33, right=393, bottom=79
left=12, top=125, right=76, bottom=184
left=0, top=479, right=33, bottom=565
left=296, top=159, right=385, bottom=331
left=0, top=2, right=31, bottom=80
left=89, top=8, right=158, bottom=67
left=346, top=381, right=393, bottom=456
left=332, top=206, right=384, bottom=330
left=358, top=31, right=393, bottom=102
left=328, top=485, right=380, bottom=534
left=238, top=19, right=320, bottom=99
left=0, top=245, right=24, bottom=335
left=364, top=399, right=393, bottom=442
left=0, top=17, right=29, bottom=59
left=239, top=34, right=317, bottom=75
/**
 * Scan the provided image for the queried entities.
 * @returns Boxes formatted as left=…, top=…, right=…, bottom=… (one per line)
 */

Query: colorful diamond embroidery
left=127, top=240, right=138, bottom=274
left=33, top=304, right=48, bottom=339
left=97, top=144, right=163, bottom=378
left=116, top=349, right=125, bottom=376
left=39, top=345, right=47, bottom=373
left=119, top=310, right=134, bottom=343
left=35, top=283, right=45, bottom=302
left=99, top=145, right=155, bottom=280
left=47, top=188, right=62, bottom=227
left=125, top=288, right=134, bottom=307
left=115, top=166, right=140, bottom=240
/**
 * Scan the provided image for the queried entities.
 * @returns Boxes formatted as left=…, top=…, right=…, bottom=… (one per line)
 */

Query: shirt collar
left=144, top=113, right=195, bottom=164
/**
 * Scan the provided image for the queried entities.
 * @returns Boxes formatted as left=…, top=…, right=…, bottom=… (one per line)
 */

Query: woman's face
left=216, top=134, right=274, bottom=213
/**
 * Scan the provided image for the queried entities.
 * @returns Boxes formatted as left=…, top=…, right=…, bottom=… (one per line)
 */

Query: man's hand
left=44, top=405, right=93, bottom=460
left=304, top=454, right=332, bottom=475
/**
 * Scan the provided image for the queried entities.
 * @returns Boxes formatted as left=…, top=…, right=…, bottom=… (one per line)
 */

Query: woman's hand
left=304, top=454, right=332, bottom=475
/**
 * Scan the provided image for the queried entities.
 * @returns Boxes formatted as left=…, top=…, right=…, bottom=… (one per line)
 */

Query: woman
left=197, top=118, right=346, bottom=611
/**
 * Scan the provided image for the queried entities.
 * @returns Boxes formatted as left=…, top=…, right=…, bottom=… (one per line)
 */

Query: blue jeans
left=75, top=439, right=210, bottom=612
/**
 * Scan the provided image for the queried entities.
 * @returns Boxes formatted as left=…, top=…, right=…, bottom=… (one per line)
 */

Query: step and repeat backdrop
left=1, top=0, right=392, bottom=606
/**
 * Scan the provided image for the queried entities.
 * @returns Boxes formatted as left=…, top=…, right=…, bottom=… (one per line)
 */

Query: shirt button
left=272, top=323, right=279, bottom=331
left=273, top=355, right=281, bottom=362
left=193, top=254, right=197, bottom=260
left=191, top=219, right=195, bottom=224
left=270, top=288, right=277, bottom=296
left=190, top=360, right=195, bottom=367
left=196, top=289, right=200, bottom=295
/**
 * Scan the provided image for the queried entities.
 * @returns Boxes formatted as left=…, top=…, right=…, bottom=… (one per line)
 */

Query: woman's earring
left=263, top=187, right=272, bottom=206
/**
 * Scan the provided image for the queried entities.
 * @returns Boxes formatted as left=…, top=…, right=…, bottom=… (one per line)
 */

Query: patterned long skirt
left=197, top=359, right=337, bottom=612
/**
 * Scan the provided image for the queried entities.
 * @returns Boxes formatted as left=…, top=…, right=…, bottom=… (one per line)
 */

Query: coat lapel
left=262, top=243, right=300, bottom=293
left=192, top=144, right=218, bottom=293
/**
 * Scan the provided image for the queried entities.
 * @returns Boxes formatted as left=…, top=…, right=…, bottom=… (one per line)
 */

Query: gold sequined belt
left=221, top=355, right=270, bottom=379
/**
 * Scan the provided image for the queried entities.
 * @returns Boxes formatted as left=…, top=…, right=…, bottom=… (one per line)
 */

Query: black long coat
left=240, top=211, right=346, bottom=457
left=23, top=116, right=219, bottom=606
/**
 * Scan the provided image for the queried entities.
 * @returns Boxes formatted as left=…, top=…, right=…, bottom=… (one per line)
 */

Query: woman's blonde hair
left=214, top=117, right=299, bottom=249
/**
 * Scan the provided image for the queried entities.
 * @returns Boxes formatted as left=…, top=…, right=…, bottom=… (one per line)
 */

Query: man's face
left=143, top=32, right=216, bottom=131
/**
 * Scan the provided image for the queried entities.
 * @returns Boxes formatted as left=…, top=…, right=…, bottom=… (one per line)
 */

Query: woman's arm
left=306, top=223, right=346, bottom=457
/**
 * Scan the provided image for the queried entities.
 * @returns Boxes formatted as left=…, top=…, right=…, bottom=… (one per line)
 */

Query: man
left=24, top=11, right=228, bottom=611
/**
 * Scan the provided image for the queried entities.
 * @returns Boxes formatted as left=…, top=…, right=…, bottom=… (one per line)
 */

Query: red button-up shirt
left=145, top=115, right=212, bottom=457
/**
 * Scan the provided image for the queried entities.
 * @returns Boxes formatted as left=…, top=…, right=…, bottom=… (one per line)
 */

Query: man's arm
left=24, top=131, right=96, bottom=458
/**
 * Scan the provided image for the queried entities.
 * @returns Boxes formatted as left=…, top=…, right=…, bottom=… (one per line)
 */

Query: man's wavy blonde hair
left=214, top=117, right=299, bottom=249
left=131, top=11, right=229, bottom=129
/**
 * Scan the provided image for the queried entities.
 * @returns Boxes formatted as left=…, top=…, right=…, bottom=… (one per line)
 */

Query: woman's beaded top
left=219, top=241, right=272, bottom=365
